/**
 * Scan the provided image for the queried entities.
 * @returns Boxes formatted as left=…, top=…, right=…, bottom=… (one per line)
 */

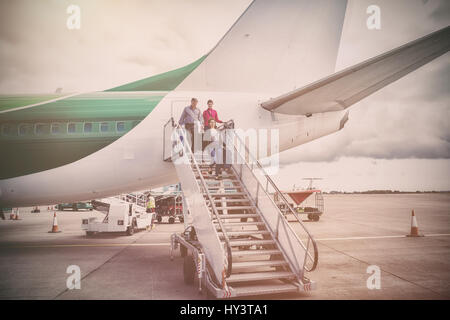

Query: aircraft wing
left=261, top=26, right=450, bottom=115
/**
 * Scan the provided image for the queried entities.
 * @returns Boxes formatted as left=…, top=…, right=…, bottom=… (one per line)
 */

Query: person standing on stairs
left=204, top=118, right=224, bottom=180
left=178, top=97, right=203, bottom=153
left=203, top=99, right=223, bottom=130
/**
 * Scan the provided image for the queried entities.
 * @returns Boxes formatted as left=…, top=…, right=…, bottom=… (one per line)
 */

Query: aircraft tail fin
left=177, top=0, right=348, bottom=95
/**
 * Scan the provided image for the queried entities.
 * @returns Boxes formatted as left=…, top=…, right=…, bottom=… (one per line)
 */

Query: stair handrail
left=218, top=120, right=318, bottom=272
left=114, top=193, right=147, bottom=212
left=173, top=124, right=233, bottom=278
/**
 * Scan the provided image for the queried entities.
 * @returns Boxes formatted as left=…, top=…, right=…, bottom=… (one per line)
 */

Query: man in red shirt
left=203, top=99, right=222, bottom=130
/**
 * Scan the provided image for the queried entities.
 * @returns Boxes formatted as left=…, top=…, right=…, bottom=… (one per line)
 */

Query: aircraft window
left=35, top=124, right=46, bottom=135
left=84, top=122, right=93, bottom=133
left=100, top=122, right=109, bottom=132
left=1, top=124, right=12, bottom=136
left=68, top=123, right=76, bottom=133
left=51, top=123, right=61, bottom=134
left=19, top=124, right=31, bottom=136
left=116, top=121, right=125, bottom=132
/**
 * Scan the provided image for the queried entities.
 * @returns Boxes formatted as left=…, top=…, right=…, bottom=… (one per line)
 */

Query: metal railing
left=218, top=121, right=318, bottom=274
left=115, top=192, right=147, bottom=209
left=169, top=121, right=233, bottom=279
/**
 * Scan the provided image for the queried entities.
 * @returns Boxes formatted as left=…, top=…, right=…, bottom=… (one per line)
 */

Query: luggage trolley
left=275, top=178, right=324, bottom=222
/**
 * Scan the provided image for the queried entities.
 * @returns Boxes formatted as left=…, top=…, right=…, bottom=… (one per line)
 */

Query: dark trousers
left=211, top=144, right=228, bottom=176
left=184, top=123, right=195, bottom=152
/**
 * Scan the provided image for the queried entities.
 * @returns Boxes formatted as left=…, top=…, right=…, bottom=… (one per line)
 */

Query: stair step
left=230, top=283, right=299, bottom=297
left=232, top=260, right=288, bottom=269
left=232, top=249, right=281, bottom=256
left=227, top=239, right=275, bottom=246
left=207, top=184, right=241, bottom=188
left=196, top=171, right=236, bottom=175
left=227, top=271, right=295, bottom=283
left=207, top=199, right=251, bottom=203
left=206, top=192, right=247, bottom=197
left=219, top=230, right=270, bottom=237
left=195, top=171, right=235, bottom=175
left=212, top=206, right=255, bottom=211
left=213, top=213, right=258, bottom=219
left=215, top=221, right=265, bottom=227
left=205, top=191, right=243, bottom=195
left=197, top=176, right=239, bottom=181
left=207, top=188, right=243, bottom=192
left=195, top=164, right=232, bottom=168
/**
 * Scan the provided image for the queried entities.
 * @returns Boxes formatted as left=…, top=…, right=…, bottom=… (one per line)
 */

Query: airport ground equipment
left=115, top=192, right=148, bottom=209
left=2, top=207, right=20, bottom=220
left=81, top=198, right=153, bottom=236
left=57, top=202, right=93, bottom=211
left=31, top=206, right=40, bottom=213
left=165, top=119, right=318, bottom=298
left=154, top=194, right=184, bottom=224
left=274, top=188, right=324, bottom=222
left=1, top=207, right=12, bottom=219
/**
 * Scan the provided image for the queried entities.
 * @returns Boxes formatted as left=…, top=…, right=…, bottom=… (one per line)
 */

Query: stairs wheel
left=183, top=255, right=196, bottom=285
left=205, top=289, right=215, bottom=300
left=180, top=245, right=187, bottom=257
left=168, top=217, right=175, bottom=224
left=126, top=225, right=134, bottom=236
left=313, top=215, right=320, bottom=221
left=179, top=216, right=184, bottom=223
left=307, top=213, right=314, bottom=221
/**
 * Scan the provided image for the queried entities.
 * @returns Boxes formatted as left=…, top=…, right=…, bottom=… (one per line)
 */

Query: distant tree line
left=323, top=190, right=450, bottom=194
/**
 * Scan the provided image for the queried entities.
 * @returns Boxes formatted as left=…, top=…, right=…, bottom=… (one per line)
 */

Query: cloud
left=280, top=58, right=450, bottom=166
left=0, top=0, right=251, bottom=93
left=274, top=157, right=450, bottom=192
left=279, top=0, right=450, bottom=167
left=430, top=0, right=450, bottom=22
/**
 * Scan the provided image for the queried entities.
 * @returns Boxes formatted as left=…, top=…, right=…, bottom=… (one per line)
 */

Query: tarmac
left=0, top=193, right=449, bottom=300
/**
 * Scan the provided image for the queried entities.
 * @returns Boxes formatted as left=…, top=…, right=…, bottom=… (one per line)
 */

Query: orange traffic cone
left=13, top=209, right=20, bottom=220
left=406, top=210, right=423, bottom=237
left=48, top=212, right=61, bottom=233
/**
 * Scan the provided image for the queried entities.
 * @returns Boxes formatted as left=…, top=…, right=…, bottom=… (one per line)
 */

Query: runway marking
left=2, top=242, right=171, bottom=249
left=316, top=233, right=450, bottom=241
left=3, top=234, right=450, bottom=249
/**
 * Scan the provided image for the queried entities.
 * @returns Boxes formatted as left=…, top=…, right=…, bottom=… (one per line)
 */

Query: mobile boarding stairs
left=164, top=119, right=318, bottom=298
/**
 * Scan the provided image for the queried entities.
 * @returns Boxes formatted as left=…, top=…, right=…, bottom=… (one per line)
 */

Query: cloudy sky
left=0, top=0, right=449, bottom=191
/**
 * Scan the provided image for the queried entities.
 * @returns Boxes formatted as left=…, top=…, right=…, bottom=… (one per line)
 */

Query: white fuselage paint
left=0, top=91, right=346, bottom=207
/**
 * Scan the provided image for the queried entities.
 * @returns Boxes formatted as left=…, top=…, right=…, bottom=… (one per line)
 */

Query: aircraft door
left=170, top=99, right=191, bottom=124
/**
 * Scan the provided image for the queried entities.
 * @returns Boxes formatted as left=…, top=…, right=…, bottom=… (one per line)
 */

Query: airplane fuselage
left=0, top=90, right=346, bottom=207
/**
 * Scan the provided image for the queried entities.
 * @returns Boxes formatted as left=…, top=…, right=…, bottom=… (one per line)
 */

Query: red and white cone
left=13, top=208, right=20, bottom=220
left=406, top=210, right=423, bottom=237
left=48, top=212, right=61, bottom=233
